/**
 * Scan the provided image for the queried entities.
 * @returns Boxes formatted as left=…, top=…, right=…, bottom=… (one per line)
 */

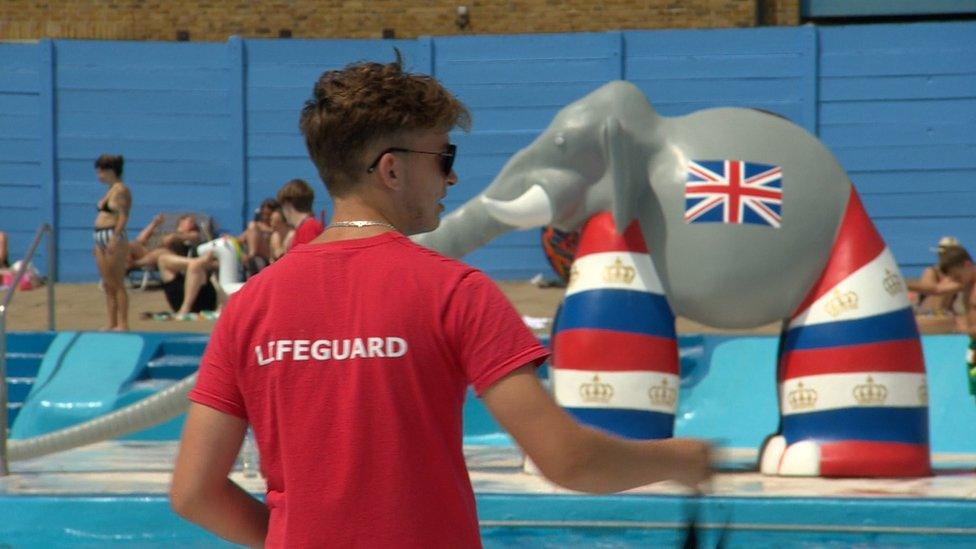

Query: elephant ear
left=603, top=116, right=645, bottom=234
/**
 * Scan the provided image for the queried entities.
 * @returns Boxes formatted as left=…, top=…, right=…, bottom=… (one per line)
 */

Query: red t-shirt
left=189, top=232, right=549, bottom=548
left=290, top=216, right=323, bottom=249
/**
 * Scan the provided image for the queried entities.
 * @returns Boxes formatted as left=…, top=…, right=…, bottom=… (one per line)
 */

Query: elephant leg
left=760, top=190, right=930, bottom=477
left=550, top=212, right=679, bottom=439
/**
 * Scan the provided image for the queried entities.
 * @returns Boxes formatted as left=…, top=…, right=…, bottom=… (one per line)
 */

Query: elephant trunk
left=411, top=194, right=518, bottom=259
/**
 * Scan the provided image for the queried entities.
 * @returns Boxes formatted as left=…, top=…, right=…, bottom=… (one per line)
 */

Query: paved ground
left=3, top=281, right=790, bottom=335
left=3, top=279, right=961, bottom=336
left=3, top=441, right=973, bottom=545
left=5, top=440, right=974, bottom=501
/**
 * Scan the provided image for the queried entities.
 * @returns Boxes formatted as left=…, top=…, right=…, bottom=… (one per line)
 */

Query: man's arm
left=164, top=228, right=202, bottom=247
left=135, top=214, right=165, bottom=246
left=907, top=267, right=961, bottom=295
left=482, top=366, right=711, bottom=494
left=170, top=403, right=269, bottom=547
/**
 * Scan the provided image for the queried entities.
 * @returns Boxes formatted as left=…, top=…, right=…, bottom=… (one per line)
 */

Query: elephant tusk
left=480, top=184, right=553, bottom=228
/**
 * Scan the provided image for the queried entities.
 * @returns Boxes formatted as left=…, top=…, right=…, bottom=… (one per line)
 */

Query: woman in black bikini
left=93, top=154, right=132, bottom=331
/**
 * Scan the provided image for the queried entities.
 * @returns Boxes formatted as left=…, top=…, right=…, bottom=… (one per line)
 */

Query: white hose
left=7, top=373, right=196, bottom=462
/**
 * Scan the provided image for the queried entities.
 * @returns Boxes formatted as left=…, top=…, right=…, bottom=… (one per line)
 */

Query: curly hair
left=299, top=53, right=470, bottom=196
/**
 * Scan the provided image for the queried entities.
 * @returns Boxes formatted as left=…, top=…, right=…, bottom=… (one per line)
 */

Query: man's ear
left=377, top=153, right=402, bottom=190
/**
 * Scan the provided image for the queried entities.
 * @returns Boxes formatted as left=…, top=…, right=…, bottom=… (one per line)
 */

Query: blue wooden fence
left=53, top=41, right=236, bottom=275
left=0, top=21, right=973, bottom=282
left=818, top=23, right=976, bottom=271
left=0, top=42, right=52, bottom=271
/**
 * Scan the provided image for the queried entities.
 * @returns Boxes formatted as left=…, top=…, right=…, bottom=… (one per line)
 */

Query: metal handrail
left=0, top=223, right=56, bottom=475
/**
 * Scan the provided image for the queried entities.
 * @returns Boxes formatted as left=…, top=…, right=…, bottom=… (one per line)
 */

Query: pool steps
left=3, top=333, right=207, bottom=431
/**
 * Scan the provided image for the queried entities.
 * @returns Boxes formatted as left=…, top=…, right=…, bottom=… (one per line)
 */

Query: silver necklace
left=325, top=220, right=396, bottom=231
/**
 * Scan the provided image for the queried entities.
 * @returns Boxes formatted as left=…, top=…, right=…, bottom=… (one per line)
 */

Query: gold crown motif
left=853, top=375, right=888, bottom=406
left=917, top=383, right=928, bottom=405
left=579, top=374, right=614, bottom=404
left=787, top=381, right=818, bottom=411
left=648, top=378, right=677, bottom=407
left=602, top=257, right=636, bottom=285
left=883, top=269, right=903, bottom=296
left=824, top=289, right=859, bottom=318
left=567, top=265, right=580, bottom=288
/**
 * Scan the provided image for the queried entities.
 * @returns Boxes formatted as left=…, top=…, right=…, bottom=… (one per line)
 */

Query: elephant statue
left=414, top=81, right=930, bottom=478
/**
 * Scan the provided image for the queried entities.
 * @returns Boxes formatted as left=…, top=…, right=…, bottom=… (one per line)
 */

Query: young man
left=275, top=178, right=323, bottom=250
left=908, top=236, right=965, bottom=316
left=938, top=246, right=976, bottom=397
left=170, top=58, right=711, bottom=548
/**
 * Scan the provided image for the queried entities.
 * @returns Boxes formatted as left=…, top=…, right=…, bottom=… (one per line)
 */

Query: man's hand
left=658, top=438, right=713, bottom=490
left=483, top=366, right=715, bottom=494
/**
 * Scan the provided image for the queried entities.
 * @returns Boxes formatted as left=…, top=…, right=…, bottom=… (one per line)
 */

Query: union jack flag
left=684, top=160, right=783, bottom=228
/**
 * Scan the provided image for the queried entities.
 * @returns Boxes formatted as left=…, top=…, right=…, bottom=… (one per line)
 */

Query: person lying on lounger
left=128, top=213, right=204, bottom=270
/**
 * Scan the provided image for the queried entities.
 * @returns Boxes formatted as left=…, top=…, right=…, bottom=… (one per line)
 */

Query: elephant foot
left=759, top=435, right=786, bottom=475
left=760, top=435, right=931, bottom=477
left=759, top=435, right=819, bottom=476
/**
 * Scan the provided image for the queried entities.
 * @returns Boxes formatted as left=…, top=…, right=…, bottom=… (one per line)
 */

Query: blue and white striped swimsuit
left=93, top=227, right=126, bottom=251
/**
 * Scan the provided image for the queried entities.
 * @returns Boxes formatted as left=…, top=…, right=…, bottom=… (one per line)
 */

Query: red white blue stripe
left=777, top=190, right=930, bottom=475
left=552, top=212, right=679, bottom=440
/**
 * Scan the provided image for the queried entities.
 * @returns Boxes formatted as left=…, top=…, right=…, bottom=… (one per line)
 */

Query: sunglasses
left=366, top=144, right=457, bottom=177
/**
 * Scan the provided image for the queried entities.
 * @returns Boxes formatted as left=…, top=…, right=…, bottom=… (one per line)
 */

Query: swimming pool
left=4, top=331, right=976, bottom=546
